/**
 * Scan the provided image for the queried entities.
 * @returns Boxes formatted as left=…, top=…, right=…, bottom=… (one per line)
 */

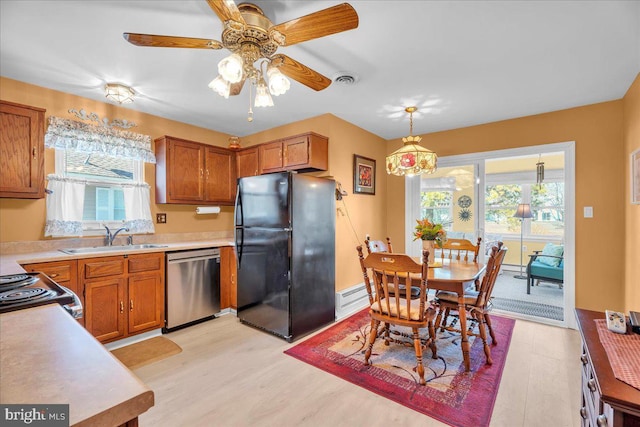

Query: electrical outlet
left=156, top=213, right=167, bottom=224
left=522, top=245, right=527, bottom=251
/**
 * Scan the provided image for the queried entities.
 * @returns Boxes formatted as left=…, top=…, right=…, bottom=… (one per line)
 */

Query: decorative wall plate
left=458, top=208, right=472, bottom=221
left=457, top=195, right=472, bottom=208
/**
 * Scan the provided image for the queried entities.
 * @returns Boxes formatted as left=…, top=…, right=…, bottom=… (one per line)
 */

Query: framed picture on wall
left=353, top=154, right=376, bottom=195
left=632, top=148, right=640, bottom=204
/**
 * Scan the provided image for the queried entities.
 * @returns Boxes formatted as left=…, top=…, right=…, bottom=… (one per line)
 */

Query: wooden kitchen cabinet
left=22, top=259, right=84, bottom=326
left=259, top=132, right=328, bottom=174
left=80, top=253, right=165, bottom=343
left=127, top=253, right=165, bottom=334
left=0, top=100, right=45, bottom=199
left=220, top=246, right=237, bottom=310
left=236, top=146, right=260, bottom=178
left=204, top=145, right=236, bottom=203
left=155, top=135, right=236, bottom=205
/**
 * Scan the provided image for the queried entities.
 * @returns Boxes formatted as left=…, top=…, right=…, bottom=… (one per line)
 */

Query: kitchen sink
left=59, top=244, right=168, bottom=255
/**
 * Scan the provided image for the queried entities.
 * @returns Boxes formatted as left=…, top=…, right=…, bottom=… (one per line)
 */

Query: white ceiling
left=1, top=1, right=639, bottom=140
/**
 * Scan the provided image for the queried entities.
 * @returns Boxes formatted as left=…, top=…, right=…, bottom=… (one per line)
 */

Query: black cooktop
left=0, top=272, right=74, bottom=314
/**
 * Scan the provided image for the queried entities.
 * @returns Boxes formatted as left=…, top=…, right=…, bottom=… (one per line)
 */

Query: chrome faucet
left=104, top=225, right=129, bottom=246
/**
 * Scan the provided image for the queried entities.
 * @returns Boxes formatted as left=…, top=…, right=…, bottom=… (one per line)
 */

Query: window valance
left=44, top=116, right=156, bottom=163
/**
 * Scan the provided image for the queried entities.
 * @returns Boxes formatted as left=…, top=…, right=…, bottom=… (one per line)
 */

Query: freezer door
left=236, top=173, right=290, bottom=229
left=236, top=228, right=290, bottom=339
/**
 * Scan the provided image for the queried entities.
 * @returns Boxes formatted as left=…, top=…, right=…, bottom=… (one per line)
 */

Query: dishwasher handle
left=166, top=248, right=220, bottom=262
left=168, top=254, right=220, bottom=264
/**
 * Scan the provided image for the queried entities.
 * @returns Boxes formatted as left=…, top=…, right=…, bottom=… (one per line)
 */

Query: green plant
left=413, top=218, right=447, bottom=246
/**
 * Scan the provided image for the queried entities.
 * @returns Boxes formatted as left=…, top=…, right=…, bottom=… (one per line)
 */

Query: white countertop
left=0, top=239, right=235, bottom=275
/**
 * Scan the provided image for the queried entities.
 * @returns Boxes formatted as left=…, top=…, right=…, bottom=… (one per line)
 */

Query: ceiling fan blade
left=229, top=79, right=245, bottom=96
left=123, top=33, right=223, bottom=49
left=271, top=54, right=331, bottom=91
left=206, top=0, right=245, bottom=25
left=271, top=3, right=358, bottom=46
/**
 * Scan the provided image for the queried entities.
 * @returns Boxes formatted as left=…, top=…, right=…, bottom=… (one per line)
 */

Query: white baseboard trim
left=104, top=329, right=162, bottom=351
left=335, top=282, right=369, bottom=321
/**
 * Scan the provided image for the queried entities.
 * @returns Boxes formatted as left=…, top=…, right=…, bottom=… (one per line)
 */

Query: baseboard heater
left=335, top=283, right=369, bottom=320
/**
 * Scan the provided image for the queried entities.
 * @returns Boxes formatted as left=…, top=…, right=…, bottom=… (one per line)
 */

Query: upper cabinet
left=155, top=136, right=236, bottom=205
left=236, top=146, right=260, bottom=178
left=0, top=101, right=45, bottom=199
left=259, top=132, right=328, bottom=174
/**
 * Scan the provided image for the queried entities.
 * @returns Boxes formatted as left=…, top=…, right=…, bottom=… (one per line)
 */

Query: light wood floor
left=134, top=313, right=582, bottom=427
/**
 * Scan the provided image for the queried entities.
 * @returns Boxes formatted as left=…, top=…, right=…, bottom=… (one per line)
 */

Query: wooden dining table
left=392, top=258, right=485, bottom=372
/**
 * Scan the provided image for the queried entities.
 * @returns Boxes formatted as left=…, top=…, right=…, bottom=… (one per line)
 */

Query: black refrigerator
left=234, top=172, right=336, bottom=342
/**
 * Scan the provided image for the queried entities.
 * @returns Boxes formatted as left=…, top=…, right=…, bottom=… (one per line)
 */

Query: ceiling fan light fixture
left=267, top=65, right=290, bottom=96
left=104, top=83, right=135, bottom=104
left=386, top=106, right=438, bottom=176
left=208, top=75, right=230, bottom=98
left=254, top=78, right=274, bottom=107
left=218, top=53, right=244, bottom=84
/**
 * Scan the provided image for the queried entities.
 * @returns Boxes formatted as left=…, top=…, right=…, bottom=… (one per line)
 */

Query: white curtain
left=44, top=175, right=86, bottom=237
left=122, top=183, right=155, bottom=234
left=44, top=116, right=156, bottom=163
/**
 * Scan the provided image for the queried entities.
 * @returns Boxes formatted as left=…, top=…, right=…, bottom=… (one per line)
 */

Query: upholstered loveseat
left=526, top=243, right=564, bottom=294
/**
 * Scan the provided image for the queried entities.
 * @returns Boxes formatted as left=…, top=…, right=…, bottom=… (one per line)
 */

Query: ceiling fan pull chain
left=247, top=80, right=254, bottom=122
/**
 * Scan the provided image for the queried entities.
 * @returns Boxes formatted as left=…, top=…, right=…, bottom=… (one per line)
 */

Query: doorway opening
left=405, top=142, right=575, bottom=328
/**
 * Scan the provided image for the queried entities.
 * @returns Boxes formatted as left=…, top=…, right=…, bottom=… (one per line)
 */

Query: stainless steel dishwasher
left=165, top=248, right=220, bottom=332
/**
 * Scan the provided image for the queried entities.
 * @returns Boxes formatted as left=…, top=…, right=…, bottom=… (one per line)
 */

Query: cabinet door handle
left=130, top=300, right=134, bottom=311
left=581, top=354, right=588, bottom=365
left=587, top=379, right=597, bottom=392
left=596, top=414, right=607, bottom=427
left=206, top=169, right=210, bottom=178
left=32, top=147, right=36, bottom=159
left=120, top=301, right=124, bottom=313
left=49, top=273, right=59, bottom=278
left=579, top=407, right=587, bottom=419
left=200, top=168, right=204, bottom=177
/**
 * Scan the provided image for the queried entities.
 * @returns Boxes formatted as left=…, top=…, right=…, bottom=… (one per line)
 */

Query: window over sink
left=44, top=115, right=156, bottom=237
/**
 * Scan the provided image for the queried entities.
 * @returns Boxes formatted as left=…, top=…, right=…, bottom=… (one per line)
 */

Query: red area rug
left=285, top=309, right=515, bottom=427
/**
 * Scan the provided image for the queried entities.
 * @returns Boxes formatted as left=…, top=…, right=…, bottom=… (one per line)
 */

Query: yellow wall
left=386, top=99, right=626, bottom=312
left=2, top=74, right=638, bottom=311
left=243, top=115, right=388, bottom=292
left=0, top=77, right=236, bottom=241
left=623, top=73, right=640, bottom=312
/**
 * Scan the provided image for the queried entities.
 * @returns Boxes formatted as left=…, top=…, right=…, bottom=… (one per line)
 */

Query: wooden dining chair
left=356, top=246, right=437, bottom=385
left=364, top=236, right=393, bottom=254
left=439, top=237, right=482, bottom=263
left=433, top=242, right=507, bottom=365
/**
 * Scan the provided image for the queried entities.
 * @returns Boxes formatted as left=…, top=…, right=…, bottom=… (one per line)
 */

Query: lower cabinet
left=22, top=259, right=83, bottom=326
left=80, top=253, right=165, bottom=343
left=220, top=246, right=237, bottom=310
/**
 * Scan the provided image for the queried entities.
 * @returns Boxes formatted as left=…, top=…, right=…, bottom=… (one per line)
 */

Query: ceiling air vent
left=333, top=73, right=358, bottom=86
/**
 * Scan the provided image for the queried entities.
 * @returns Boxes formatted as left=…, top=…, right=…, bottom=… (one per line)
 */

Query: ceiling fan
left=123, top=0, right=359, bottom=117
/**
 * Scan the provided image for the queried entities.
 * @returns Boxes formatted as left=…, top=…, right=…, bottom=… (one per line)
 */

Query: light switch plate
left=156, top=213, right=167, bottom=224
left=584, top=206, right=593, bottom=218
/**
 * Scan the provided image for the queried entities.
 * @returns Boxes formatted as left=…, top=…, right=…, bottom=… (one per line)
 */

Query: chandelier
left=208, top=44, right=291, bottom=121
left=386, top=107, right=438, bottom=176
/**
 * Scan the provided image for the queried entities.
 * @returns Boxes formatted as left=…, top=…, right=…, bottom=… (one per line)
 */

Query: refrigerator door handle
left=234, top=182, right=244, bottom=269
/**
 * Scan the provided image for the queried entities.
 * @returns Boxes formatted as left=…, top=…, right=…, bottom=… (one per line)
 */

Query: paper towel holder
left=195, top=206, right=221, bottom=214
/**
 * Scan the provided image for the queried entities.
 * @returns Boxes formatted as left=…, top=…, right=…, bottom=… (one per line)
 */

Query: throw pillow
left=537, top=243, right=563, bottom=267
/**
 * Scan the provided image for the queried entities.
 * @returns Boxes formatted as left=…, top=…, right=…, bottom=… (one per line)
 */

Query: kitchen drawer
left=128, top=253, right=163, bottom=274
left=81, top=257, right=125, bottom=279
left=23, top=260, right=74, bottom=282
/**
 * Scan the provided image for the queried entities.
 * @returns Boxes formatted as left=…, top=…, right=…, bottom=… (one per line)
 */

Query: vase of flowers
left=413, top=219, right=447, bottom=265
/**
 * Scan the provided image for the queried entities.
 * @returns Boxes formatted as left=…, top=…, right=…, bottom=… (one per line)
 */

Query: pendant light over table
left=386, top=107, right=438, bottom=176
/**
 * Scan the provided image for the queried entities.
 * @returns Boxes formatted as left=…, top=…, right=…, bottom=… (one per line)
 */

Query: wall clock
left=458, top=208, right=472, bottom=222
left=457, top=195, right=472, bottom=208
